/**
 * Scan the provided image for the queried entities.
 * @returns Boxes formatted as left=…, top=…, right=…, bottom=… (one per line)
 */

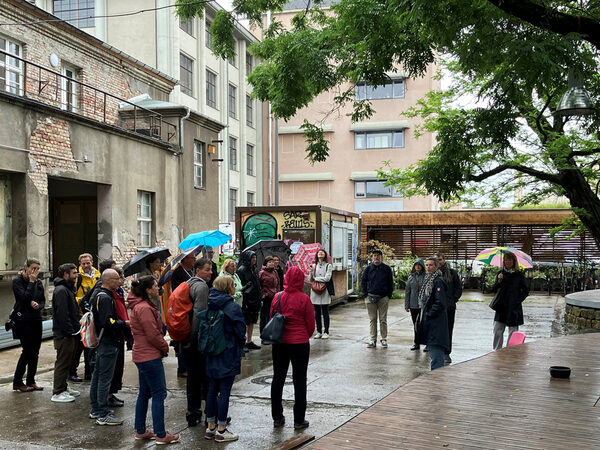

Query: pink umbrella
left=291, top=243, right=323, bottom=279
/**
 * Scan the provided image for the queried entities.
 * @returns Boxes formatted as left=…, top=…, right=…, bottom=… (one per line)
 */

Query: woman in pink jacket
left=269, top=266, right=315, bottom=430
left=128, top=276, right=179, bottom=445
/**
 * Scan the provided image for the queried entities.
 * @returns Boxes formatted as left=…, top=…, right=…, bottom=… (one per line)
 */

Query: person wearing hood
left=270, top=266, right=315, bottom=431
left=236, top=250, right=261, bottom=351
left=405, top=259, right=425, bottom=351
left=51, top=263, right=81, bottom=403
left=218, top=259, right=243, bottom=305
left=203, top=276, right=246, bottom=443
left=128, top=276, right=179, bottom=445
left=415, top=257, right=449, bottom=370
left=259, top=256, right=281, bottom=343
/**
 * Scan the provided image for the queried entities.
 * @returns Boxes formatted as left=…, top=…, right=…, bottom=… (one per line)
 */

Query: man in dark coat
left=51, top=263, right=80, bottom=403
left=491, top=253, right=529, bottom=350
left=435, top=252, right=462, bottom=363
left=416, top=257, right=449, bottom=370
left=236, top=250, right=261, bottom=350
left=361, top=249, right=395, bottom=348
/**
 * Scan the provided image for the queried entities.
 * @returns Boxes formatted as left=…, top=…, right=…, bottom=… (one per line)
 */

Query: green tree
left=176, top=0, right=600, bottom=248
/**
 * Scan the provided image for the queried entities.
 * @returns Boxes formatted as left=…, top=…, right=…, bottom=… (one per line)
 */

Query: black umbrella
left=123, top=246, right=171, bottom=277
left=244, top=240, right=291, bottom=269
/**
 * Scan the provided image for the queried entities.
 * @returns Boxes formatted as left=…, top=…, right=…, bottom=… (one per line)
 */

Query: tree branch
left=487, top=0, right=600, bottom=49
left=468, top=163, right=561, bottom=184
left=570, top=149, right=600, bottom=158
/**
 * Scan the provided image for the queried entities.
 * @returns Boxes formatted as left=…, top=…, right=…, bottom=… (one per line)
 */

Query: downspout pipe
left=179, top=106, right=191, bottom=153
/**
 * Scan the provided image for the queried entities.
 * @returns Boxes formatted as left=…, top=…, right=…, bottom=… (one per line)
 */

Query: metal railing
left=0, top=48, right=176, bottom=142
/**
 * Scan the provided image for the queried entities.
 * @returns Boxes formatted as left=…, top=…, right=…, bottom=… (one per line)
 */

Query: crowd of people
left=8, top=246, right=528, bottom=443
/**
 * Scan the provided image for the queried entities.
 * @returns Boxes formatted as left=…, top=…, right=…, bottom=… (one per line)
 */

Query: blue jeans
left=89, top=343, right=119, bottom=416
left=135, top=358, right=167, bottom=438
left=206, top=375, right=235, bottom=426
left=429, top=344, right=446, bottom=370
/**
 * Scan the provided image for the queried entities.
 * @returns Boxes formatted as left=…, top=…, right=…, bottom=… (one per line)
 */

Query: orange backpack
left=165, top=280, right=194, bottom=341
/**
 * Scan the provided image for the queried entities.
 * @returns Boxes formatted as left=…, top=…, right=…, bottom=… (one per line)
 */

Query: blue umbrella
left=178, top=229, right=232, bottom=250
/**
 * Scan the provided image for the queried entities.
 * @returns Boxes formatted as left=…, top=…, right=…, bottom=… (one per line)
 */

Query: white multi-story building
left=34, top=0, right=264, bottom=233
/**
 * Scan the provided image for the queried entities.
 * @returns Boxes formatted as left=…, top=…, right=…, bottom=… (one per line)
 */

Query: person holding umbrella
left=491, top=252, right=529, bottom=350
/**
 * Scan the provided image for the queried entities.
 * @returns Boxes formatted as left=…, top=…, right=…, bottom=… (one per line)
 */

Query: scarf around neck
left=417, top=269, right=442, bottom=308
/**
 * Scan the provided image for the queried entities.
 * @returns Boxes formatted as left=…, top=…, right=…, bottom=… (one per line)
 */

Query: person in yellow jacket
left=70, top=253, right=101, bottom=382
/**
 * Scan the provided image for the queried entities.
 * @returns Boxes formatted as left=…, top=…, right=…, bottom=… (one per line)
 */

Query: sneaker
left=261, top=339, right=272, bottom=345
left=410, top=344, right=420, bottom=351
left=381, top=339, right=388, bottom=348
left=135, top=429, right=156, bottom=440
left=214, top=428, right=238, bottom=442
left=445, top=355, right=452, bottom=364
left=156, top=432, right=180, bottom=445
left=367, top=341, right=376, bottom=348
left=51, top=392, right=75, bottom=403
left=69, top=374, right=83, bottom=383
left=89, top=409, right=114, bottom=419
left=246, top=341, right=261, bottom=350
left=95, top=413, right=123, bottom=426
left=423, top=346, right=429, bottom=352
left=314, top=332, right=322, bottom=339
left=294, top=420, right=310, bottom=430
left=243, top=344, right=250, bottom=353
left=273, top=417, right=285, bottom=428
left=204, top=427, right=217, bottom=440
left=67, top=387, right=80, bottom=397
left=321, top=333, right=329, bottom=339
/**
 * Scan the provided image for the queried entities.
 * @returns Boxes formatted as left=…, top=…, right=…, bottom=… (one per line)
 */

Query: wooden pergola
left=361, top=209, right=600, bottom=262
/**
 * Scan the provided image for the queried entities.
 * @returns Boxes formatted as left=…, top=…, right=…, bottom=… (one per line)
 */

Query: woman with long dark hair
left=310, top=249, right=333, bottom=339
left=128, top=276, right=179, bottom=444
left=12, top=258, right=45, bottom=392
left=492, top=252, right=529, bottom=350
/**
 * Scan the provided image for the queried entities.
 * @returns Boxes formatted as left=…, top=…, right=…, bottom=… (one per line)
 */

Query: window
left=247, top=192, right=255, bottom=207
left=229, top=44, right=237, bottom=67
left=61, top=64, right=79, bottom=112
left=180, top=17, right=194, bottom=36
left=246, top=51, right=253, bottom=74
left=246, top=143, right=254, bottom=176
left=355, top=79, right=405, bottom=100
left=179, top=53, right=194, bottom=97
left=228, top=84, right=237, bottom=119
left=246, top=95, right=254, bottom=127
left=137, top=190, right=153, bottom=248
left=355, top=130, right=404, bottom=149
left=53, top=0, right=95, bottom=27
left=206, top=69, right=216, bottom=108
left=0, top=37, right=22, bottom=95
left=205, top=19, right=212, bottom=48
left=228, top=189, right=237, bottom=222
left=229, top=137, right=238, bottom=171
left=194, top=141, right=205, bottom=188
left=354, top=180, right=402, bottom=198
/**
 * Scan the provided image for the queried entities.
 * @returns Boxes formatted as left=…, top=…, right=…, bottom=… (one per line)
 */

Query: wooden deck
left=305, top=333, right=600, bottom=449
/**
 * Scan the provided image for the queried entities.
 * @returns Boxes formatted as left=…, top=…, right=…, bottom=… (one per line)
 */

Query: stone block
left=581, top=309, right=594, bottom=319
left=571, top=306, right=581, bottom=317
left=595, top=310, right=600, bottom=321
left=593, top=320, right=600, bottom=330
left=576, top=317, right=587, bottom=328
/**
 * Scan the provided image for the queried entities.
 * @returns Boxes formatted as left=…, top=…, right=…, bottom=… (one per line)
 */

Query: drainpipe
left=274, top=119, right=279, bottom=205
left=179, top=107, right=191, bottom=153
left=267, top=11, right=273, bottom=205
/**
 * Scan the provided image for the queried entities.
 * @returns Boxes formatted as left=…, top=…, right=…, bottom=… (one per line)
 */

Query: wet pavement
left=0, top=291, right=573, bottom=449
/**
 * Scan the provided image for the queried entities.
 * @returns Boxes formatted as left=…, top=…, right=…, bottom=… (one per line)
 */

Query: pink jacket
left=128, top=293, right=169, bottom=363
left=270, top=266, right=315, bottom=344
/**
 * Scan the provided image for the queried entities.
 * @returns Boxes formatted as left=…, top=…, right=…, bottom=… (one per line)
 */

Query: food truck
left=235, top=205, right=360, bottom=303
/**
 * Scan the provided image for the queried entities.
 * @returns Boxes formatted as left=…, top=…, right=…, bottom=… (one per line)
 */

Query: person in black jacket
left=416, top=257, right=449, bottom=370
left=361, top=249, right=394, bottom=348
left=51, top=263, right=81, bottom=403
left=435, top=252, right=462, bottom=363
left=236, top=250, right=261, bottom=351
left=89, top=269, right=129, bottom=425
left=12, top=258, right=46, bottom=393
left=492, top=252, right=529, bottom=350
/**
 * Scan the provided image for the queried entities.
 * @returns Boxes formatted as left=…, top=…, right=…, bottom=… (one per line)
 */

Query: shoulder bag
left=260, top=292, right=286, bottom=344
left=489, top=289, right=503, bottom=311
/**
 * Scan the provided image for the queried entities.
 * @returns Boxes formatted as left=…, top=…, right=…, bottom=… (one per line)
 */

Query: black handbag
left=489, top=290, right=503, bottom=311
left=325, top=264, right=335, bottom=296
left=260, top=292, right=285, bottom=344
left=4, top=308, right=18, bottom=332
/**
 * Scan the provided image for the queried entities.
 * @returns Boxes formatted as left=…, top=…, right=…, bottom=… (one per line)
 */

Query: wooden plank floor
left=305, top=333, right=600, bottom=450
